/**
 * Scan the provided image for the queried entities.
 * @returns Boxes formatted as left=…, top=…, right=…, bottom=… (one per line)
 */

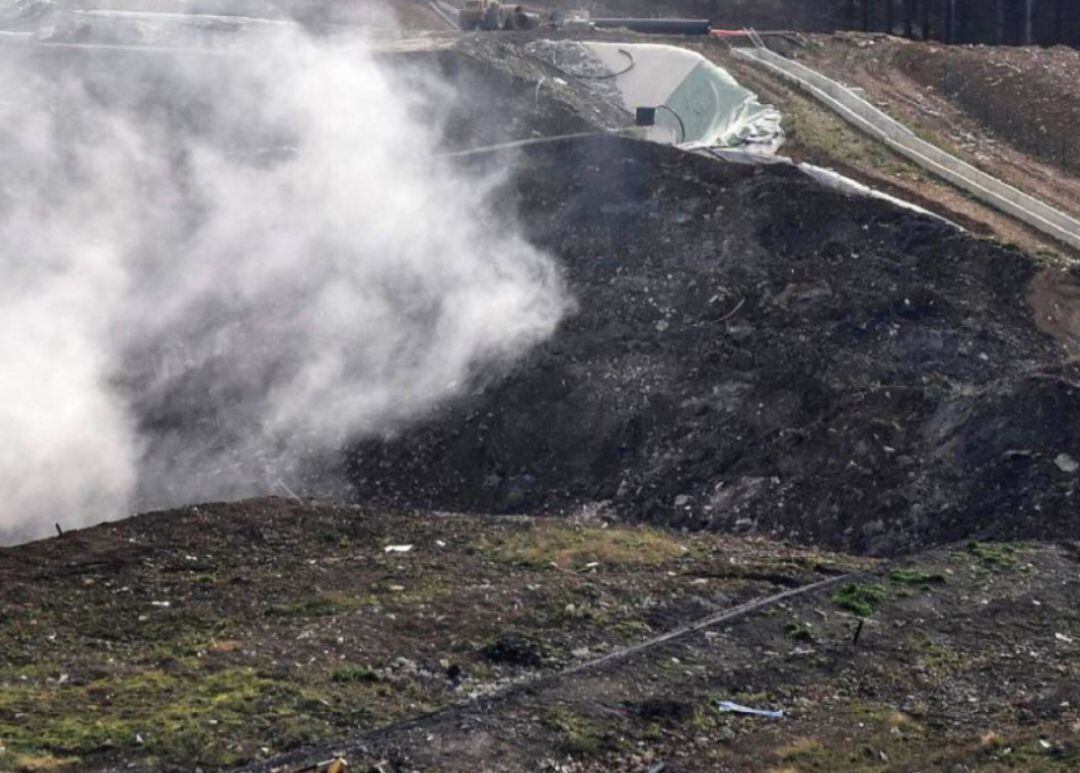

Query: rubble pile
left=348, top=135, right=1080, bottom=555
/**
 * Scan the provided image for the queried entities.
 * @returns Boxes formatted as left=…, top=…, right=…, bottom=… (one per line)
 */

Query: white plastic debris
left=1054, top=453, right=1079, bottom=473
left=384, top=545, right=414, bottom=553
left=717, top=700, right=784, bottom=719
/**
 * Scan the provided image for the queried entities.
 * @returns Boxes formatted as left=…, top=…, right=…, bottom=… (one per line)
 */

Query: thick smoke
left=0, top=21, right=568, bottom=543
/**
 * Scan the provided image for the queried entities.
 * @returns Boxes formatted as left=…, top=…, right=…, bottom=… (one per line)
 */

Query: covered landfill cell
left=528, top=40, right=784, bottom=151
left=587, top=42, right=783, bottom=149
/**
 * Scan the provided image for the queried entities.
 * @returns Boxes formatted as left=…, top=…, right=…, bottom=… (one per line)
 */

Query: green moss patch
left=966, top=541, right=1021, bottom=568
left=832, top=583, right=888, bottom=617
left=542, top=708, right=621, bottom=756
left=888, top=568, right=946, bottom=586
left=492, top=524, right=685, bottom=569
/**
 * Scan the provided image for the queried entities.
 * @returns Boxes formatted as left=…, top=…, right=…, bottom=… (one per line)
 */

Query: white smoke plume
left=0, top=15, right=568, bottom=543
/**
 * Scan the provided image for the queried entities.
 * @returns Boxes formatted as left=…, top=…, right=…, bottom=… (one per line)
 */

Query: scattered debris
left=717, top=700, right=784, bottom=719
left=295, top=756, right=348, bottom=773
left=1055, top=453, right=1079, bottom=474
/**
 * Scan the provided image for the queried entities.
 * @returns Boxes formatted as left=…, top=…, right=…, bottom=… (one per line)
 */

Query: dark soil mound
left=892, top=42, right=1080, bottom=176
left=346, top=136, right=1080, bottom=555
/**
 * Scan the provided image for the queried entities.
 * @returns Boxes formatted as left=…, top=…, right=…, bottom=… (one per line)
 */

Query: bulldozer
left=458, top=2, right=541, bottom=31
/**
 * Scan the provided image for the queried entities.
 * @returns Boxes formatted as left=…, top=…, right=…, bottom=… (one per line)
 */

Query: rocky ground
left=3, top=500, right=1079, bottom=772
left=257, top=533, right=1080, bottom=773
left=0, top=498, right=870, bottom=770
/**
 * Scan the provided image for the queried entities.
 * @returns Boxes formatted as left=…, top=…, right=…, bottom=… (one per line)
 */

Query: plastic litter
left=383, top=544, right=414, bottom=553
left=717, top=700, right=784, bottom=719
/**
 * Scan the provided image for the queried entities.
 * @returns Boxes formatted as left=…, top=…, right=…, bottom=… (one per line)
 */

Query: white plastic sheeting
left=584, top=42, right=784, bottom=151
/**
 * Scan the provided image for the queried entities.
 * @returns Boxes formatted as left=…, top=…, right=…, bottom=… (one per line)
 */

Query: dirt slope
left=346, top=135, right=1080, bottom=556
left=798, top=34, right=1080, bottom=211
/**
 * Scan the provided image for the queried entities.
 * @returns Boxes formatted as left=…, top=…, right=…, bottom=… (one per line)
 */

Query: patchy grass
left=888, top=568, right=947, bottom=586
left=264, top=592, right=362, bottom=618
left=329, top=665, right=381, bottom=684
left=981, top=736, right=1080, bottom=767
left=782, top=622, right=816, bottom=642
left=1, top=753, right=82, bottom=771
left=492, top=524, right=685, bottom=569
left=0, top=666, right=322, bottom=768
left=906, top=631, right=965, bottom=673
left=966, top=541, right=1021, bottom=568
left=775, top=83, right=916, bottom=177
left=775, top=736, right=825, bottom=761
left=610, top=618, right=652, bottom=639
left=832, top=583, right=888, bottom=617
left=542, top=709, right=620, bottom=756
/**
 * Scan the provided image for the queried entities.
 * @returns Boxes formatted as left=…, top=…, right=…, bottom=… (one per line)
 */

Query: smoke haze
left=0, top=14, right=569, bottom=543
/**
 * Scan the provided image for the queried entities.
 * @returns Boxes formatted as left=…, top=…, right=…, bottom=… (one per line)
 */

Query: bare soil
left=797, top=34, right=1080, bottom=213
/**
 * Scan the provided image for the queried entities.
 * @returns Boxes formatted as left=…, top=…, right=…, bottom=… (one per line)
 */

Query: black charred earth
left=346, top=136, right=1080, bottom=556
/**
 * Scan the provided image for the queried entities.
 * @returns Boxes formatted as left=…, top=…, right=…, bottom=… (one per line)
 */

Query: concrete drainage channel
left=733, top=45, right=1080, bottom=253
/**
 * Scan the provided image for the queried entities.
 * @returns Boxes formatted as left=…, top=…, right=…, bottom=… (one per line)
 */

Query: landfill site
left=2, top=1, right=1080, bottom=771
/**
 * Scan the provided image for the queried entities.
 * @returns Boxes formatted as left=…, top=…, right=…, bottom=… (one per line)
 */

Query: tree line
left=843, top=0, right=1077, bottom=46
left=700, top=1, right=1078, bottom=46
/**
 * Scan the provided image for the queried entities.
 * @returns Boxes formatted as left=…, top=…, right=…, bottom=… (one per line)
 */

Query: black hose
left=655, top=104, right=687, bottom=143
left=572, top=48, right=635, bottom=80
left=592, top=18, right=711, bottom=36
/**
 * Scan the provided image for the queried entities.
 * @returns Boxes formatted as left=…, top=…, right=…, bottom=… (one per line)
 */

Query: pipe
left=710, top=29, right=808, bottom=46
left=591, top=18, right=711, bottom=36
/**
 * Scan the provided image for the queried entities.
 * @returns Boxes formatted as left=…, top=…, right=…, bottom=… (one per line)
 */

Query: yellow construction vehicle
left=458, top=2, right=541, bottom=31
left=458, top=0, right=504, bottom=31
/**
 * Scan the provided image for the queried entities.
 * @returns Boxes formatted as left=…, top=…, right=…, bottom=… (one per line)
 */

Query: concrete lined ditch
left=733, top=44, right=1080, bottom=252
